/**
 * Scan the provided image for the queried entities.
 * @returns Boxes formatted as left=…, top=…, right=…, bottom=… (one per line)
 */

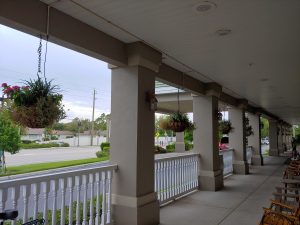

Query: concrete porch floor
left=160, top=156, right=287, bottom=225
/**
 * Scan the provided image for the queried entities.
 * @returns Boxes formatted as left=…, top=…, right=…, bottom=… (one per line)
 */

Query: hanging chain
left=37, top=35, right=43, bottom=76
left=177, top=87, right=180, bottom=113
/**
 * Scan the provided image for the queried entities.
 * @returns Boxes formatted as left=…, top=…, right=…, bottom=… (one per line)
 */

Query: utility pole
left=90, top=89, right=96, bottom=146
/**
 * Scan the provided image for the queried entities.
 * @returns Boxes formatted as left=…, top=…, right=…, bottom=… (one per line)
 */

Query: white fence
left=219, top=149, right=234, bottom=176
left=154, top=153, right=199, bottom=205
left=0, top=164, right=117, bottom=225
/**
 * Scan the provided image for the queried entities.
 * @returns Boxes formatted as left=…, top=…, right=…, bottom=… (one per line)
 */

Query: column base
left=278, top=147, right=285, bottom=154
left=199, top=170, right=224, bottom=191
left=269, top=148, right=279, bottom=156
left=175, top=142, right=185, bottom=153
left=233, top=161, right=249, bottom=174
left=251, top=155, right=264, bottom=166
left=112, top=193, right=160, bottom=225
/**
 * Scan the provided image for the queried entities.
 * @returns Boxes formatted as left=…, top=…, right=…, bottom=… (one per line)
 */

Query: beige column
left=193, top=88, right=224, bottom=191
left=278, top=123, right=284, bottom=154
left=269, top=120, right=279, bottom=156
left=248, top=113, right=263, bottom=165
left=175, top=132, right=185, bottom=152
left=110, top=42, right=161, bottom=225
left=229, top=101, right=249, bottom=175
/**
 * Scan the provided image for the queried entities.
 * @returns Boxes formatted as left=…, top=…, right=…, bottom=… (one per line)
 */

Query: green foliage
left=184, top=130, right=193, bottom=143
left=261, top=117, right=269, bottom=138
left=219, top=120, right=233, bottom=135
left=5, top=197, right=102, bottom=225
left=155, top=115, right=174, bottom=137
left=0, top=112, right=21, bottom=154
left=154, top=145, right=167, bottom=154
left=159, top=112, right=195, bottom=132
left=166, top=143, right=175, bottom=151
left=100, top=142, right=110, bottom=151
left=96, top=150, right=109, bottom=158
left=185, top=142, right=193, bottom=151
left=20, top=142, right=69, bottom=149
left=1, top=158, right=108, bottom=177
left=2, top=77, right=66, bottom=128
left=95, top=113, right=110, bottom=131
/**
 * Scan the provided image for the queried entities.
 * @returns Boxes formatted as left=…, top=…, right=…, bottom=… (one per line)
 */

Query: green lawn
left=1, top=157, right=109, bottom=177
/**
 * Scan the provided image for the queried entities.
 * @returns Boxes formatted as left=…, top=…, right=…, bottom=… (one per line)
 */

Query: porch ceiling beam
left=157, top=64, right=206, bottom=95
left=0, top=0, right=127, bottom=66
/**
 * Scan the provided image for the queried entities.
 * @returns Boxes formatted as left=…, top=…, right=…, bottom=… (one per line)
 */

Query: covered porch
left=0, top=0, right=299, bottom=225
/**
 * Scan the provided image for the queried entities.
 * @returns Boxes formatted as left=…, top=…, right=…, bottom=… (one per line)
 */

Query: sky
left=0, top=24, right=111, bottom=122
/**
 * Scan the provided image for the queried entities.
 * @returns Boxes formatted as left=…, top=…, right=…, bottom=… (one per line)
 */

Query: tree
left=0, top=111, right=21, bottom=172
left=95, top=113, right=110, bottom=131
left=261, top=117, right=269, bottom=138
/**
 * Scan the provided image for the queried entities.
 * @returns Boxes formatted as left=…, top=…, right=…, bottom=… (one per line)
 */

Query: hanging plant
left=1, top=37, right=65, bottom=128
left=2, top=78, right=65, bottom=128
left=245, top=117, right=254, bottom=137
left=219, top=120, right=233, bottom=134
left=217, top=111, right=223, bottom=121
left=159, top=112, right=195, bottom=133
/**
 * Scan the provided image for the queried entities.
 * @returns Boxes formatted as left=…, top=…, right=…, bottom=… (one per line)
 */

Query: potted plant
left=219, top=120, right=233, bottom=134
left=1, top=76, right=66, bottom=128
left=159, top=112, right=195, bottom=133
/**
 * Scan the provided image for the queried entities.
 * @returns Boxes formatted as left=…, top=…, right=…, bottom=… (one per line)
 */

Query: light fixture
left=193, top=1, right=217, bottom=13
left=216, top=29, right=232, bottom=36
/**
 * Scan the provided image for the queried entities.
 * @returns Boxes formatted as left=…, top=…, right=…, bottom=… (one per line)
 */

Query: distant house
left=21, top=128, right=45, bottom=141
left=52, top=130, right=74, bottom=139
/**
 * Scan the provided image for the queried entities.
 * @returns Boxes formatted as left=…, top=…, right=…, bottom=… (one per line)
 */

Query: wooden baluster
left=31, top=183, right=39, bottom=220
left=51, top=180, right=57, bottom=225
left=0, top=189, right=7, bottom=217
left=22, top=185, right=29, bottom=223
left=75, top=176, right=81, bottom=225
left=82, top=175, right=88, bottom=225
left=106, top=171, right=112, bottom=224
left=11, top=186, right=19, bottom=225
left=67, top=177, right=74, bottom=225
left=166, top=160, right=169, bottom=200
left=41, top=182, right=49, bottom=225
left=94, top=173, right=100, bottom=225
left=157, top=161, right=161, bottom=202
left=100, top=171, right=107, bottom=225
left=60, top=178, right=66, bottom=225
left=88, top=174, right=94, bottom=225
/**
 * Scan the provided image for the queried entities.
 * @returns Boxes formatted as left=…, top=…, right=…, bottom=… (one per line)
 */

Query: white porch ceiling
left=41, top=0, right=300, bottom=124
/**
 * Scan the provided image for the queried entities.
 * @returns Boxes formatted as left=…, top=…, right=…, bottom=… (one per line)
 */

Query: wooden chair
left=260, top=211, right=295, bottom=225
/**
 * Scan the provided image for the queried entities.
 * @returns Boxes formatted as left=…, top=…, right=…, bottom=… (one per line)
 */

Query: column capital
left=204, top=82, right=222, bottom=98
left=109, top=42, right=162, bottom=72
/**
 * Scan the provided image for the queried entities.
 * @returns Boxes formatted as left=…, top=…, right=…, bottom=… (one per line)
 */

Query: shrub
left=185, top=142, right=193, bottom=151
left=21, top=140, right=33, bottom=144
left=50, top=135, right=58, bottom=140
left=20, top=142, right=60, bottom=149
left=96, top=151, right=109, bottom=158
left=102, top=146, right=110, bottom=152
left=60, top=142, right=70, bottom=147
left=166, top=143, right=175, bottom=152
left=154, top=145, right=167, bottom=154
left=100, top=142, right=110, bottom=151
left=66, top=135, right=73, bottom=139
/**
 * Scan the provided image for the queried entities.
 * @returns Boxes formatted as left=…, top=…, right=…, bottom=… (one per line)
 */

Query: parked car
left=261, top=138, right=269, bottom=145
left=219, top=136, right=229, bottom=150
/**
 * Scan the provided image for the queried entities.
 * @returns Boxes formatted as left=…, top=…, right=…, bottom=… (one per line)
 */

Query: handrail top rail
left=155, top=152, right=200, bottom=162
left=219, top=148, right=234, bottom=153
left=0, top=163, right=118, bottom=188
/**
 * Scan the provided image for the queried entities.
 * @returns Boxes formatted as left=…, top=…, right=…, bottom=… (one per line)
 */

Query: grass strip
left=1, top=157, right=109, bottom=177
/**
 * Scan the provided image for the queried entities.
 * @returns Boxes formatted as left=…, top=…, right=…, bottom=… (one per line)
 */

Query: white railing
left=154, top=153, right=199, bottom=205
left=0, top=163, right=117, bottom=225
left=219, top=149, right=234, bottom=176
left=246, top=146, right=253, bottom=165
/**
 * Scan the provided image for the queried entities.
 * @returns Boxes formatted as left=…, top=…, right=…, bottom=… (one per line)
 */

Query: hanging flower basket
left=2, top=76, right=66, bottom=128
left=245, top=117, right=254, bottom=137
left=159, top=112, right=195, bottom=133
left=219, top=120, right=233, bottom=134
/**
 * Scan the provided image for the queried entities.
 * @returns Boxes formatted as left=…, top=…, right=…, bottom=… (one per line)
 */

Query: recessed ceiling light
left=216, top=29, right=232, bottom=36
left=194, top=1, right=217, bottom=13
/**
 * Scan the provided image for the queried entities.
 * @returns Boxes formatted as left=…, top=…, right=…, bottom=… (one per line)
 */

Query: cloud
left=62, top=100, right=110, bottom=122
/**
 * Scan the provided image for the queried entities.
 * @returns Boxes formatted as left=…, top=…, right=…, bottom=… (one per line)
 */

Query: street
left=5, top=146, right=100, bottom=166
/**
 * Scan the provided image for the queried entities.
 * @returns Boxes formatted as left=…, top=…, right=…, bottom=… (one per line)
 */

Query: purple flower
left=1, top=83, right=7, bottom=88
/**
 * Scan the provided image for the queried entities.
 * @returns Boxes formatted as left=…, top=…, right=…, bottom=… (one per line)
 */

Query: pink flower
left=12, top=86, right=20, bottom=90
left=1, top=83, right=7, bottom=88
left=4, top=87, right=13, bottom=94
left=22, top=86, right=30, bottom=90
